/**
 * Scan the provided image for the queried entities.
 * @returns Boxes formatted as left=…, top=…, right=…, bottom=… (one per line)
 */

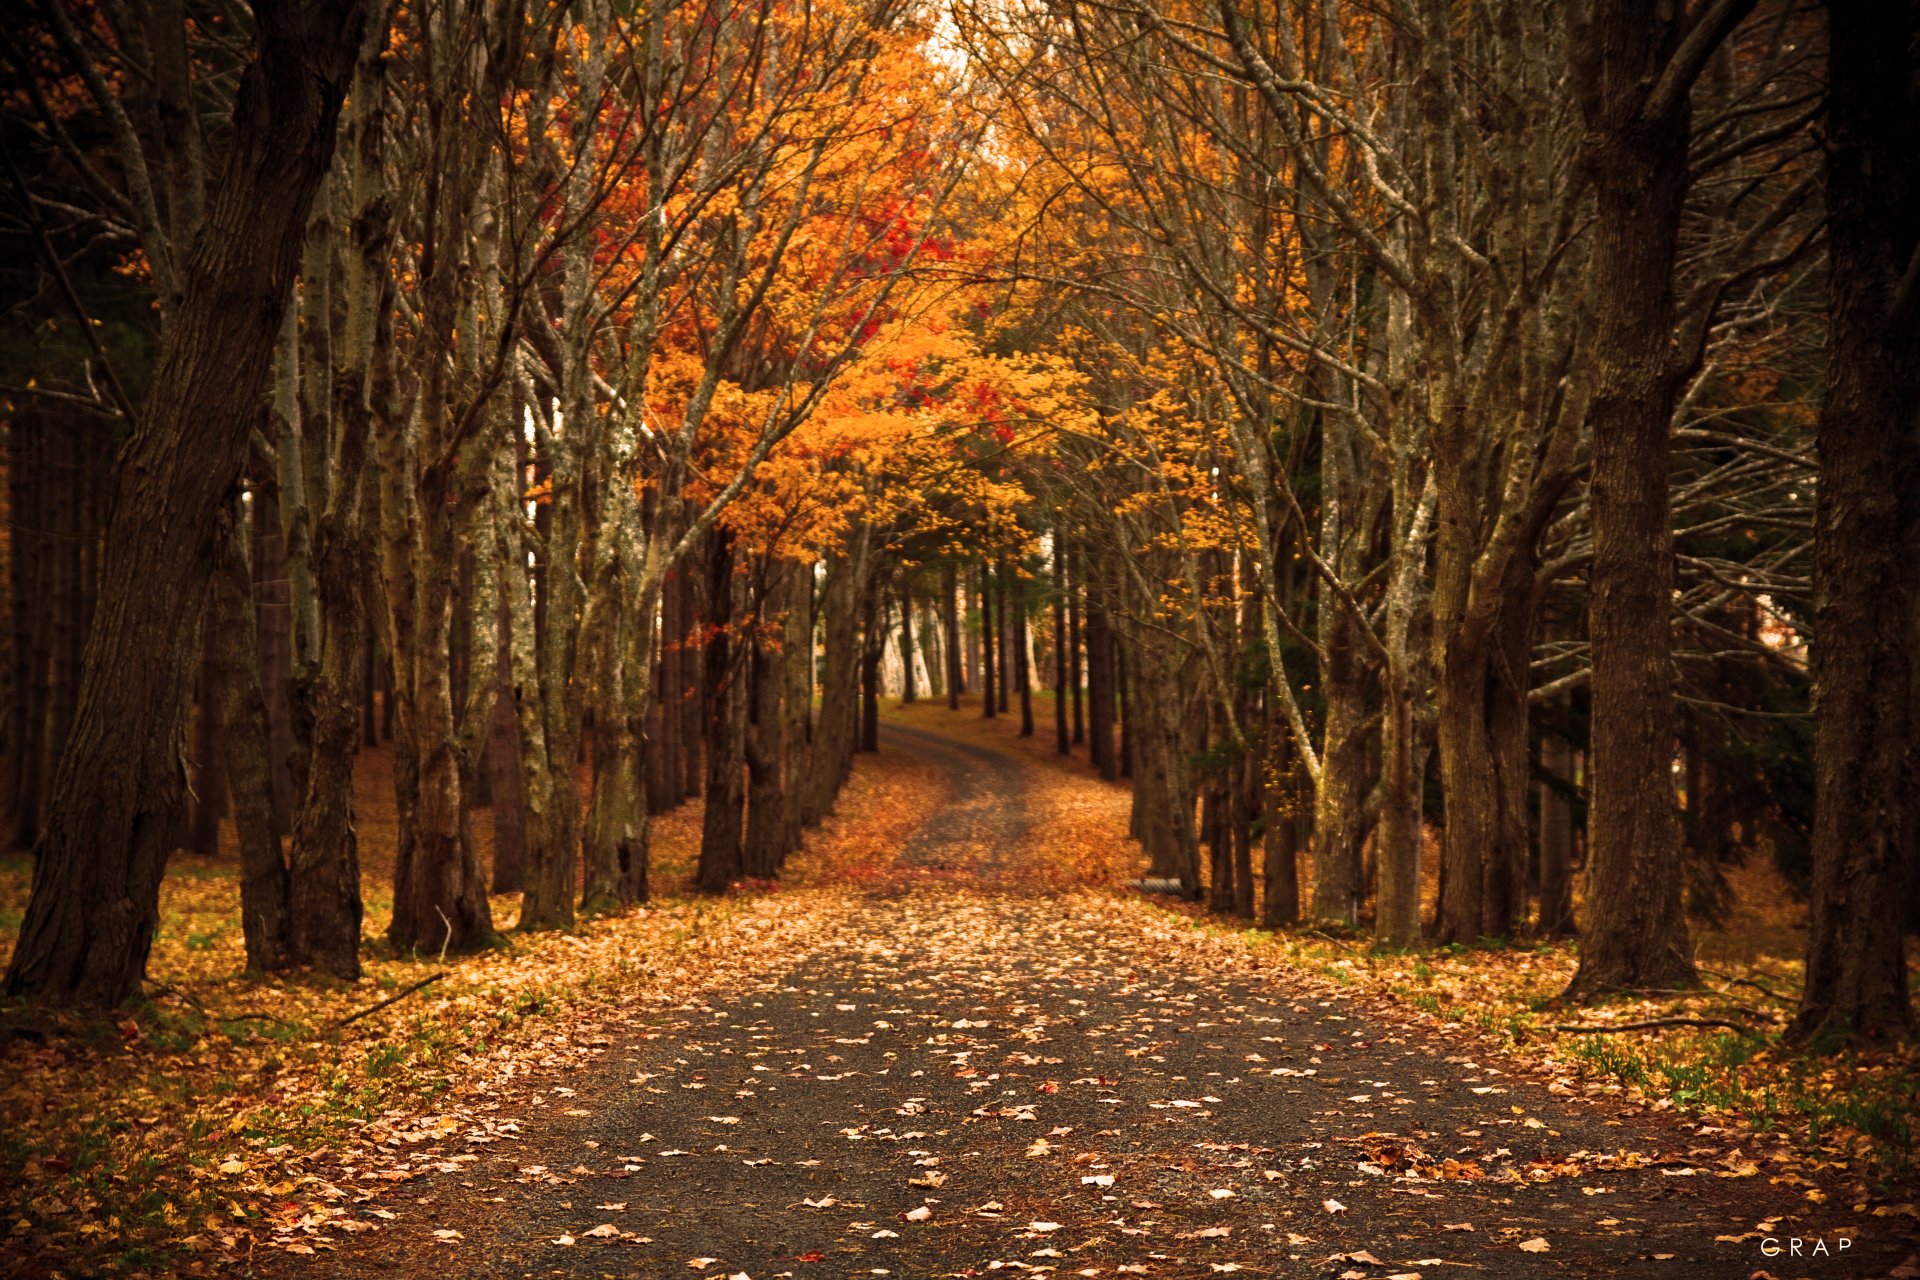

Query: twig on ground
left=435, top=906, right=453, bottom=963
left=330, top=973, right=447, bottom=1030
left=147, top=981, right=297, bottom=1027
left=1552, top=1016, right=1757, bottom=1035
left=1700, top=967, right=1801, bottom=1005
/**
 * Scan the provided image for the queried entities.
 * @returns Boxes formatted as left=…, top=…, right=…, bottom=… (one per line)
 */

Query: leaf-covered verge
left=0, top=743, right=946, bottom=1278
left=884, top=695, right=1920, bottom=1205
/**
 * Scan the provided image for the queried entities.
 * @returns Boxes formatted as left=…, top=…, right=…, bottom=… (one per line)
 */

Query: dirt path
left=285, top=727, right=1911, bottom=1279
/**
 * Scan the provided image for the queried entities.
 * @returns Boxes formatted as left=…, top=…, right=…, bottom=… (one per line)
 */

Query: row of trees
left=0, top=0, right=1911, bottom=1045
left=942, top=0, right=1915, bottom=1039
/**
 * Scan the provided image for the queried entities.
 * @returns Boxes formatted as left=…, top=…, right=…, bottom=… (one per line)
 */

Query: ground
left=233, top=721, right=1917, bottom=1280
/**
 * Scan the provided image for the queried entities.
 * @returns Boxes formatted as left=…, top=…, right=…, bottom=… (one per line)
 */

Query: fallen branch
left=1553, top=1016, right=1756, bottom=1035
left=1700, top=967, right=1800, bottom=1005
left=330, top=973, right=447, bottom=1030
left=148, top=982, right=297, bottom=1028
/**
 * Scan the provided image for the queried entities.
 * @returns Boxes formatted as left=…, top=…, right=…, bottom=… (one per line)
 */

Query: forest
left=0, top=0, right=1915, bottom=1275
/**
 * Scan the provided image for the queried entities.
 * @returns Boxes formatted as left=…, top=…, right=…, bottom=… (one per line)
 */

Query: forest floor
left=2, top=706, right=1918, bottom=1279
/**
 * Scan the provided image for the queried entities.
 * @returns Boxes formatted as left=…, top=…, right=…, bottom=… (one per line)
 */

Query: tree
left=1564, top=0, right=1754, bottom=1001
left=3, top=0, right=374, bottom=1006
left=1789, top=0, right=1918, bottom=1044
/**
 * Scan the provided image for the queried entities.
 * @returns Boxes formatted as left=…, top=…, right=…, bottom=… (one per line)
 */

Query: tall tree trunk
left=212, top=501, right=294, bottom=973
left=1311, top=603, right=1368, bottom=926
left=187, top=626, right=228, bottom=855
left=7, top=415, right=42, bottom=846
left=1053, top=537, right=1070, bottom=754
left=997, top=571, right=1012, bottom=714
left=1086, top=592, right=1116, bottom=781
left=1563, top=0, right=1744, bottom=999
left=1789, top=0, right=1918, bottom=1044
left=647, top=568, right=682, bottom=812
left=487, top=670, right=526, bottom=892
left=859, top=588, right=884, bottom=753
left=697, top=539, right=748, bottom=890
left=1538, top=722, right=1576, bottom=938
left=780, top=562, right=813, bottom=859
left=250, top=485, right=296, bottom=834
left=680, top=559, right=704, bottom=800
left=1011, top=559, right=1034, bottom=737
left=361, top=631, right=378, bottom=746
left=1068, top=540, right=1084, bottom=745
left=979, top=566, right=996, bottom=720
left=898, top=580, right=916, bottom=703
left=942, top=563, right=963, bottom=707
left=1261, top=719, right=1300, bottom=927
left=3, top=0, right=372, bottom=1006
left=805, top=535, right=866, bottom=823
left=745, top=563, right=795, bottom=878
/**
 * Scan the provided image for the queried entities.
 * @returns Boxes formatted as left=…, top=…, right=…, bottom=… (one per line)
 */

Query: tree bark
left=212, top=500, right=295, bottom=973
left=1086, top=591, right=1117, bottom=781
left=1053, top=537, right=1070, bottom=754
left=1789, top=0, right=1918, bottom=1044
left=1563, top=0, right=1743, bottom=999
left=745, top=562, right=796, bottom=878
left=1261, top=721, right=1301, bottom=928
left=697, top=537, right=748, bottom=891
left=980, top=566, right=997, bottom=720
left=1068, top=540, right=1084, bottom=745
left=1311, top=602, right=1368, bottom=926
left=3, top=0, right=372, bottom=1006
left=898, top=580, right=916, bottom=704
left=804, top=534, right=866, bottom=824
left=942, top=563, right=963, bottom=707
left=1538, top=722, right=1577, bottom=938
left=1011, top=558, right=1034, bottom=737
left=7, top=415, right=42, bottom=847
left=859, top=588, right=884, bottom=753
left=186, top=623, right=228, bottom=855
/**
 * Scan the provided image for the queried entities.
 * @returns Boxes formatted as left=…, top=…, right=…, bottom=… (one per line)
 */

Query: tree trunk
left=1564, top=0, right=1735, bottom=1000
left=1538, top=723, right=1576, bottom=938
left=697, top=539, right=749, bottom=891
left=1311, top=604, right=1368, bottom=926
left=7, top=415, right=42, bottom=847
left=3, top=0, right=371, bottom=1006
left=898, top=580, right=916, bottom=704
left=1261, top=721, right=1300, bottom=927
left=211, top=502, right=294, bottom=973
left=859, top=588, right=884, bottom=753
left=942, top=563, right=963, bottom=707
left=485, top=669, right=527, bottom=889
left=187, top=625, right=228, bottom=855
left=647, top=568, right=682, bottom=812
left=250, top=485, right=296, bottom=834
left=805, top=535, right=865, bottom=823
left=1068, top=540, right=1084, bottom=745
left=980, top=567, right=997, bottom=720
left=680, top=557, right=704, bottom=800
left=1789, top=0, right=1917, bottom=1044
left=780, top=561, right=813, bottom=859
left=745, top=563, right=796, bottom=878
left=1011, top=558, right=1034, bottom=737
left=1053, top=537, right=1070, bottom=754
left=1086, top=593, right=1117, bottom=781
